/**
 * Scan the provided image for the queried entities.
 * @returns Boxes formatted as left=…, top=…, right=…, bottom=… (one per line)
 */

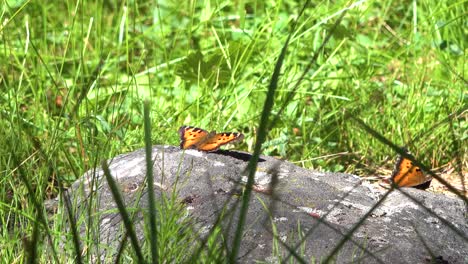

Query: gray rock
left=61, top=145, right=468, bottom=263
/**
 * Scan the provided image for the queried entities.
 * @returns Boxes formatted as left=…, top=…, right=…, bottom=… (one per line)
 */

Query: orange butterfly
left=178, top=126, right=244, bottom=152
left=391, top=153, right=432, bottom=189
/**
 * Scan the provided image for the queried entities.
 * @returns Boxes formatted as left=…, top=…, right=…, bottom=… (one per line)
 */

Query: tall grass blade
left=269, top=3, right=349, bottom=130
left=144, top=100, right=159, bottom=263
left=228, top=1, right=311, bottom=262
left=26, top=213, right=39, bottom=264
left=26, top=132, right=83, bottom=263
left=9, top=150, right=59, bottom=263
left=101, top=159, right=145, bottom=263
left=322, top=113, right=468, bottom=262
left=349, top=114, right=467, bottom=202
left=280, top=182, right=384, bottom=263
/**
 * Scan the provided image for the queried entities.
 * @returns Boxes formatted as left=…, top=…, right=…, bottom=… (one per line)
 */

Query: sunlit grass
left=1, top=0, right=466, bottom=262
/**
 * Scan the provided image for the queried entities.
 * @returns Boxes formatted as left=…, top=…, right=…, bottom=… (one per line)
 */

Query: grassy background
left=1, top=0, right=466, bottom=262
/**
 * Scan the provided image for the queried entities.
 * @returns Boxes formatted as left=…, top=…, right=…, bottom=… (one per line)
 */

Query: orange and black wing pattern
left=178, top=126, right=210, bottom=150
left=196, top=132, right=244, bottom=152
left=178, top=126, right=244, bottom=152
left=391, top=154, right=431, bottom=189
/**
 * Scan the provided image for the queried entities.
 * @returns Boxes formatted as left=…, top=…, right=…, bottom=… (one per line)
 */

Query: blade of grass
left=321, top=114, right=468, bottom=262
left=188, top=171, right=243, bottom=262
left=446, top=107, right=466, bottom=196
left=0, top=0, right=32, bottom=34
left=144, top=100, right=159, bottom=263
left=25, top=211, right=39, bottom=264
left=325, top=181, right=468, bottom=262
left=27, top=135, right=82, bottom=263
left=268, top=3, right=350, bottom=131
left=101, top=159, right=145, bottom=263
left=9, top=149, right=59, bottom=263
left=280, top=181, right=385, bottom=263
left=10, top=33, right=85, bottom=260
left=228, top=1, right=311, bottom=262
left=322, top=184, right=396, bottom=262
left=349, top=114, right=468, bottom=203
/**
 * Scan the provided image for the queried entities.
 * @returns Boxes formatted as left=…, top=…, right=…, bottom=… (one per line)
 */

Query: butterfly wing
left=178, top=126, right=210, bottom=149
left=197, top=132, right=244, bottom=152
left=392, top=157, right=430, bottom=188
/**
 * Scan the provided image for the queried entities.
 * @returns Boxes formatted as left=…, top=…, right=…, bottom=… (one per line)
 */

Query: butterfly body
left=178, top=126, right=244, bottom=152
left=392, top=154, right=432, bottom=189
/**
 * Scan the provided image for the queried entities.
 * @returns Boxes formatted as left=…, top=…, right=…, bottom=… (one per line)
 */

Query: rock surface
left=62, top=145, right=468, bottom=263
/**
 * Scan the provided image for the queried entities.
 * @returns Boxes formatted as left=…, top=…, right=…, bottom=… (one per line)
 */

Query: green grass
left=1, top=0, right=466, bottom=262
